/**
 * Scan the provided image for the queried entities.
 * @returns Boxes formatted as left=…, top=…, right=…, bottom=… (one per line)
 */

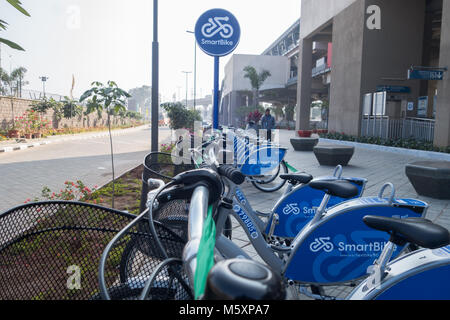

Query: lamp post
left=151, top=0, right=159, bottom=153
left=182, top=71, right=192, bottom=108
left=186, top=30, right=197, bottom=111
left=39, top=76, right=49, bottom=98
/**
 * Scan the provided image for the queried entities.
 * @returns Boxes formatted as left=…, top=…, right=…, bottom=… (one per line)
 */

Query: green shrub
left=320, top=132, right=450, bottom=154
left=161, top=102, right=202, bottom=130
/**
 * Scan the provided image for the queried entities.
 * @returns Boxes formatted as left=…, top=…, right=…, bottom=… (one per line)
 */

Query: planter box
left=297, top=130, right=312, bottom=138
left=313, top=145, right=355, bottom=166
left=8, top=130, right=20, bottom=139
left=290, top=137, right=319, bottom=151
left=405, top=161, right=450, bottom=199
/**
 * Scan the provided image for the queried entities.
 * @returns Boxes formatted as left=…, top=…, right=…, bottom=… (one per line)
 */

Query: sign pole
left=213, top=56, right=220, bottom=129
left=151, top=0, right=159, bottom=153
left=195, top=8, right=240, bottom=129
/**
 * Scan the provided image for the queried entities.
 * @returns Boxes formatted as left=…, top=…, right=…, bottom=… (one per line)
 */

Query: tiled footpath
left=233, top=130, right=449, bottom=300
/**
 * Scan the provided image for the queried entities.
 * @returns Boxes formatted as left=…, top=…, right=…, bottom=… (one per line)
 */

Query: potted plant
left=7, top=120, right=21, bottom=139
left=297, top=130, right=313, bottom=138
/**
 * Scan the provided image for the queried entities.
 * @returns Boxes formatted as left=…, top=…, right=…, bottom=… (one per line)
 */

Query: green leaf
left=0, top=19, right=9, bottom=30
left=6, top=0, right=31, bottom=17
left=0, top=38, right=25, bottom=51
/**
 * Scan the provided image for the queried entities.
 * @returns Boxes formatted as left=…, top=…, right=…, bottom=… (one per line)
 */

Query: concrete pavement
left=233, top=129, right=449, bottom=299
left=0, top=126, right=171, bottom=212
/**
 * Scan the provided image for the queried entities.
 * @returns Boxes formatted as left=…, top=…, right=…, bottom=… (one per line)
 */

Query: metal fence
left=361, top=116, right=435, bottom=142
left=0, top=89, right=65, bottom=101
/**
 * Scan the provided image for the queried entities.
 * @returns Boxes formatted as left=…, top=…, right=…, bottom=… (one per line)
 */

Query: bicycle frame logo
left=310, top=237, right=334, bottom=253
left=282, top=203, right=301, bottom=215
left=201, top=16, right=234, bottom=39
left=233, top=204, right=259, bottom=239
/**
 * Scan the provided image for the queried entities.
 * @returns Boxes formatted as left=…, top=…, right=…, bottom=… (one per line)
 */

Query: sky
left=0, top=0, right=301, bottom=102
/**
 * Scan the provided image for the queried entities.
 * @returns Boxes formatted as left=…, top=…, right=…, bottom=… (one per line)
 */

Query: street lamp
left=39, top=76, right=49, bottom=98
left=151, top=0, right=159, bottom=153
left=186, top=30, right=197, bottom=111
left=182, top=71, right=192, bottom=108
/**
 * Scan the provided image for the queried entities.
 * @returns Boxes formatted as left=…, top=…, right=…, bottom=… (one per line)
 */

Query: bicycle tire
left=251, top=161, right=288, bottom=193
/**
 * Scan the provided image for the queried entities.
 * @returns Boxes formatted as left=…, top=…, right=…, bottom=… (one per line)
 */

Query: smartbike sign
left=195, top=8, right=241, bottom=57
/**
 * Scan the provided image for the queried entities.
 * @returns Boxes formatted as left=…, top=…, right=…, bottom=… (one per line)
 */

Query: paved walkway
left=0, top=126, right=171, bottom=212
left=232, top=129, right=449, bottom=299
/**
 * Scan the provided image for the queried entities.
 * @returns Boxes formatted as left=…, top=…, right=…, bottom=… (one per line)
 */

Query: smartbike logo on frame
left=310, top=236, right=391, bottom=256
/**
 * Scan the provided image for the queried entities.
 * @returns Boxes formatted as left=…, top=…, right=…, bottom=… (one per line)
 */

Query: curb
left=0, top=125, right=149, bottom=154
left=319, top=138, right=450, bottom=161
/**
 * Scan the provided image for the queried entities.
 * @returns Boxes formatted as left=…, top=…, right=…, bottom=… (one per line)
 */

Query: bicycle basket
left=0, top=201, right=136, bottom=300
left=99, top=209, right=192, bottom=300
left=139, top=152, right=196, bottom=214
left=143, top=152, right=196, bottom=183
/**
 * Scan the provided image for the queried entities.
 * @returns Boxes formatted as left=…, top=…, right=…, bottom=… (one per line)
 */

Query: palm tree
left=0, top=67, right=7, bottom=95
left=243, top=66, right=271, bottom=107
left=10, top=67, right=28, bottom=97
left=0, top=66, right=28, bottom=128
left=0, top=0, right=31, bottom=51
left=0, top=66, right=28, bottom=96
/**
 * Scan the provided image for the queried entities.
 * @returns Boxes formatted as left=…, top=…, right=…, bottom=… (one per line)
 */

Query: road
left=0, top=126, right=172, bottom=212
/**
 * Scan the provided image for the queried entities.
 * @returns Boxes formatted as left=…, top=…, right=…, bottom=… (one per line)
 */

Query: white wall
left=300, top=0, right=358, bottom=38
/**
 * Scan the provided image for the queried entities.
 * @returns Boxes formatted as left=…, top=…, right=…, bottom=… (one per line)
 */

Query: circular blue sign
left=195, top=8, right=241, bottom=57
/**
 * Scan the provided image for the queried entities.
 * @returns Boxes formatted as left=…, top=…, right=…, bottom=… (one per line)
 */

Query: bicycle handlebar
left=217, top=165, right=246, bottom=185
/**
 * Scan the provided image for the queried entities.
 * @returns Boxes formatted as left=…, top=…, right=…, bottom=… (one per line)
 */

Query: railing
left=361, top=116, right=435, bottom=142
left=312, top=64, right=331, bottom=77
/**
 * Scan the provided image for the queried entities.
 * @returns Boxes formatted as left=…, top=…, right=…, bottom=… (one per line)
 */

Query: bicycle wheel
left=251, top=160, right=288, bottom=193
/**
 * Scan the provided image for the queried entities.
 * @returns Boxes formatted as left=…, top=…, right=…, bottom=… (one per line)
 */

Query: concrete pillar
left=434, top=0, right=450, bottom=148
left=295, top=38, right=313, bottom=132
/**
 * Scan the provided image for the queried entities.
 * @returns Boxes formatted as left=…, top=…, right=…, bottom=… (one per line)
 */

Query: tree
left=10, top=67, right=28, bottom=96
left=1, top=66, right=28, bottom=128
left=161, top=102, right=202, bottom=131
left=80, top=81, right=131, bottom=209
left=243, top=66, right=271, bottom=107
left=0, top=0, right=31, bottom=51
left=0, top=66, right=28, bottom=96
left=128, top=85, right=151, bottom=114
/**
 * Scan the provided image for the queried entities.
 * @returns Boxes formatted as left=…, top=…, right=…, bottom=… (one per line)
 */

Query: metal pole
left=151, top=0, right=159, bottom=153
left=194, top=40, right=197, bottom=111
left=186, top=30, right=197, bottom=111
left=182, top=71, right=191, bottom=108
left=213, top=56, right=219, bottom=129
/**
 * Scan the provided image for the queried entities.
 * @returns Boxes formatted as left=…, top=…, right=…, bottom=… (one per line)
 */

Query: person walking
left=261, top=108, right=275, bottom=141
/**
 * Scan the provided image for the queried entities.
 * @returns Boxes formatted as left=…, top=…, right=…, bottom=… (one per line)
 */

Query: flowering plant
left=247, top=110, right=262, bottom=123
left=24, top=181, right=100, bottom=204
left=161, top=143, right=176, bottom=154
left=15, top=110, right=52, bottom=134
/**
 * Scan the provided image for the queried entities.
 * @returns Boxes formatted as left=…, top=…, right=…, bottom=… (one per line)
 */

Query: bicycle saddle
left=280, top=173, right=313, bottom=185
left=308, top=180, right=359, bottom=198
left=363, top=216, right=450, bottom=249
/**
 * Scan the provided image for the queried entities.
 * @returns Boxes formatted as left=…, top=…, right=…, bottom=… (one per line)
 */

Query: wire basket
left=98, top=208, right=192, bottom=300
left=0, top=201, right=137, bottom=300
left=139, top=152, right=196, bottom=214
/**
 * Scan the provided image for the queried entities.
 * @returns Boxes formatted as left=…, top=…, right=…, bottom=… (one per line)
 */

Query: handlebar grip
left=218, top=165, right=246, bottom=185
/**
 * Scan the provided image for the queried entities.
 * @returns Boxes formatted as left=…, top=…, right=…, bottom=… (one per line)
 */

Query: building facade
left=220, top=20, right=300, bottom=128
left=297, top=0, right=450, bottom=147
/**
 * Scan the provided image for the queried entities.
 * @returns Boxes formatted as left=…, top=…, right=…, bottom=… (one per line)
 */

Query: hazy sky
left=0, top=0, right=301, bottom=102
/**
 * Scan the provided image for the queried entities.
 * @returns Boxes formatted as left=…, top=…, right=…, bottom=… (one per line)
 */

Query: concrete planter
left=290, top=137, right=319, bottom=151
left=313, top=145, right=355, bottom=166
left=405, top=161, right=450, bottom=199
